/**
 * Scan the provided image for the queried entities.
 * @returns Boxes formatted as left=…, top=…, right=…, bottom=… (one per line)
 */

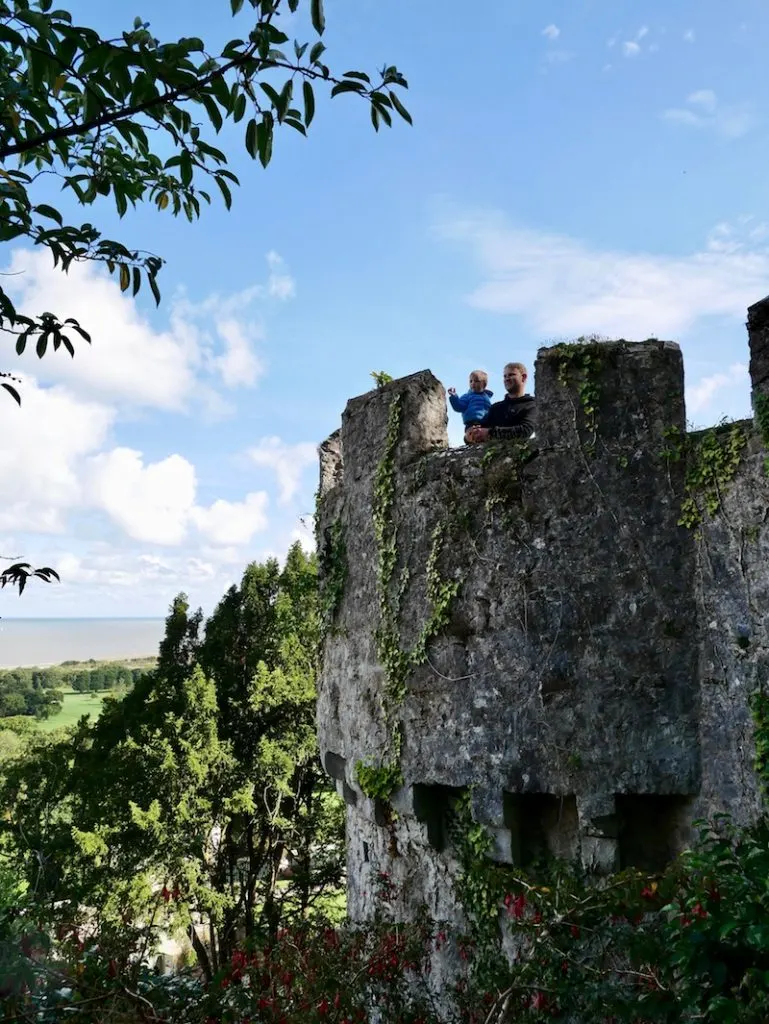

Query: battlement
left=316, top=317, right=769, bottom=925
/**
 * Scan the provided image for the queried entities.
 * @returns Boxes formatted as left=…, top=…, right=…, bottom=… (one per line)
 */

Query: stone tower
left=316, top=321, right=769, bottom=926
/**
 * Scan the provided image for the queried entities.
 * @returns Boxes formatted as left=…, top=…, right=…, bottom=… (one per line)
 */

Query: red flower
left=531, top=991, right=548, bottom=1011
left=641, top=886, right=656, bottom=901
left=160, top=886, right=171, bottom=903
left=570, top=924, right=580, bottom=938
left=692, top=902, right=708, bottom=920
left=317, top=998, right=330, bottom=1017
left=504, top=892, right=526, bottom=919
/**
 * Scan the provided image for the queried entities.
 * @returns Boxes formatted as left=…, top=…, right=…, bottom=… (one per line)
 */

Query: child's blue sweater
left=449, top=388, right=493, bottom=425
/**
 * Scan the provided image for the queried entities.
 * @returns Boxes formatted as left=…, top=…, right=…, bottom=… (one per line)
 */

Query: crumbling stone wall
left=316, top=313, right=769, bottom=928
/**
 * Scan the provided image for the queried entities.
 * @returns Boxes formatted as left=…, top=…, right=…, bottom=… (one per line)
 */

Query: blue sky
left=2, top=0, right=768, bottom=617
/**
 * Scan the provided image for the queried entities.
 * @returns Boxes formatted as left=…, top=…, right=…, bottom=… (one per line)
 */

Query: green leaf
left=132, top=266, right=141, bottom=297
left=201, top=94, right=223, bottom=133
left=119, top=264, right=130, bottom=292
left=309, top=41, right=325, bottom=63
left=343, top=70, right=371, bottom=83
left=303, top=81, right=315, bottom=126
left=245, top=118, right=258, bottom=159
left=34, top=204, right=64, bottom=225
left=233, top=93, right=247, bottom=123
left=179, top=150, right=193, bottom=187
left=2, top=382, right=21, bottom=406
left=330, top=80, right=365, bottom=98
left=389, top=90, right=412, bottom=125
left=310, top=0, right=325, bottom=35
left=215, top=176, right=233, bottom=210
left=149, top=274, right=161, bottom=306
left=256, top=116, right=273, bottom=168
left=230, top=0, right=245, bottom=12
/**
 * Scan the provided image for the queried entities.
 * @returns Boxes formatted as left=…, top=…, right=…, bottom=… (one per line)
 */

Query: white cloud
left=542, top=24, right=560, bottom=40
left=620, top=26, right=654, bottom=58
left=662, top=90, right=755, bottom=138
left=86, top=449, right=197, bottom=545
left=5, top=250, right=196, bottom=410
left=247, top=437, right=317, bottom=505
left=191, top=492, right=269, bottom=546
left=688, top=89, right=717, bottom=112
left=0, top=377, right=113, bottom=533
left=213, top=319, right=265, bottom=388
left=686, top=363, right=748, bottom=416
left=266, top=251, right=296, bottom=301
left=3, top=248, right=296, bottom=409
left=434, top=206, right=769, bottom=339
left=683, top=29, right=695, bottom=42
left=84, top=448, right=271, bottom=546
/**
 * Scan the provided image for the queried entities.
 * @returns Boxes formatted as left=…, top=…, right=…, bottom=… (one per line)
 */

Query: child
left=448, top=370, right=493, bottom=427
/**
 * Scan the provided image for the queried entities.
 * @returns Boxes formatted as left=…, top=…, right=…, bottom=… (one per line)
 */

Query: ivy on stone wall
left=671, top=422, right=748, bottom=529
left=357, top=394, right=459, bottom=800
left=551, top=339, right=606, bottom=444
left=754, top=392, right=769, bottom=476
left=318, top=518, right=347, bottom=638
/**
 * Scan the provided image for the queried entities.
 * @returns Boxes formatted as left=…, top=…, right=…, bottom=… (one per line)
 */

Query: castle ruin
left=316, top=299, right=769, bottom=928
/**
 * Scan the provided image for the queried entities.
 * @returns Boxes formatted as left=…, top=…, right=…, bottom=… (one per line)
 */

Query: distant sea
left=0, top=618, right=166, bottom=669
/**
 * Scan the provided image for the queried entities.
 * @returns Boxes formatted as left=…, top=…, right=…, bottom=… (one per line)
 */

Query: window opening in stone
left=504, top=792, right=579, bottom=867
left=616, top=794, right=692, bottom=872
left=362, top=841, right=369, bottom=863
left=324, top=751, right=346, bottom=781
left=413, top=784, right=465, bottom=852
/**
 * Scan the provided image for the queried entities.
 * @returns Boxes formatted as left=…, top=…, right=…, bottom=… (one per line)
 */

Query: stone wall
left=316, top=317, right=769, bottom=927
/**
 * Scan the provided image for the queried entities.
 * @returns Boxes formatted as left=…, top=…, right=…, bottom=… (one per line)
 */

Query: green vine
left=677, top=422, right=747, bottom=529
left=318, top=519, right=347, bottom=636
left=755, top=392, right=769, bottom=476
left=355, top=760, right=404, bottom=801
left=552, top=339, right=605, bottom=442
left=357, top=395, right=460, bottom=800
left=749, top=688, right=769, bottom=800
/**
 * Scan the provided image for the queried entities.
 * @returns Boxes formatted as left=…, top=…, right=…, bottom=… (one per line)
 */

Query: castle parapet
left=316, top=331, right=767, bottom=924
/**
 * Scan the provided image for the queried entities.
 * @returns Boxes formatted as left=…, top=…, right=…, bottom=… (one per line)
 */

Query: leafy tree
left=0, top=0, right=411, bottom=358
left=0, top=544, right=344, bottom=982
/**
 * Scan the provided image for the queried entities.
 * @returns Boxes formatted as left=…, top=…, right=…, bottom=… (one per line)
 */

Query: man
left=465, top=362, right=536, bottom=444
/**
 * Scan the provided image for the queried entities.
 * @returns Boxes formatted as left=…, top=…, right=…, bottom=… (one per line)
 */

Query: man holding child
left=448, top=362, right=536, bottom=445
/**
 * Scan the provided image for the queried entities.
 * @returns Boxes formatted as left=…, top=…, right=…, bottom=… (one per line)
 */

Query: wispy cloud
left=686, top=363, right=748, bottom=416
left=662, top=90, right=756, bottom=139
left=616, top=26, right=651, bottom=58
left=247, top=437, right=318, bottom=505
left=434, top=206, right=769, bottom=339
left=542, top=24, right=560, bottom=41
left=683, top=28, right=695, bottom=42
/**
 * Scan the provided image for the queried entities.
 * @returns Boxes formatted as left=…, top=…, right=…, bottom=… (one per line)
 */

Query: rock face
left=316, top=325, right=769, bottom=927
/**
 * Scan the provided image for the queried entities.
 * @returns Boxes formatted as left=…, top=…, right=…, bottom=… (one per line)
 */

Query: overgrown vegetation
left=359, top=396, right=459, bottom=799
left=662, top=421, right=748, bottom=529
left=0, top=544, right=346, bottom=1001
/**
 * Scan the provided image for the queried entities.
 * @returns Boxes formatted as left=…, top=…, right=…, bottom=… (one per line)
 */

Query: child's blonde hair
left=469, top=369, right=488, bottom=386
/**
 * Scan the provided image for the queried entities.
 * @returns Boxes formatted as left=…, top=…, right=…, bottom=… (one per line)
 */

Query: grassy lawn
left=38, top=690, right=113, bottom=732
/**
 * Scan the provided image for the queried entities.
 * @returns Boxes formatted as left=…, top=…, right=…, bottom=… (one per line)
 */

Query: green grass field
left=38, top=690, right=113, bottom=732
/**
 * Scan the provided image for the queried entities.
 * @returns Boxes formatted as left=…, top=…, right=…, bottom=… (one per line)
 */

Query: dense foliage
left=0, top=544, right=343, bottom=993
left=0, top=660, right=150, bottom=723
left=0, top=666, right=63, bottom=718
